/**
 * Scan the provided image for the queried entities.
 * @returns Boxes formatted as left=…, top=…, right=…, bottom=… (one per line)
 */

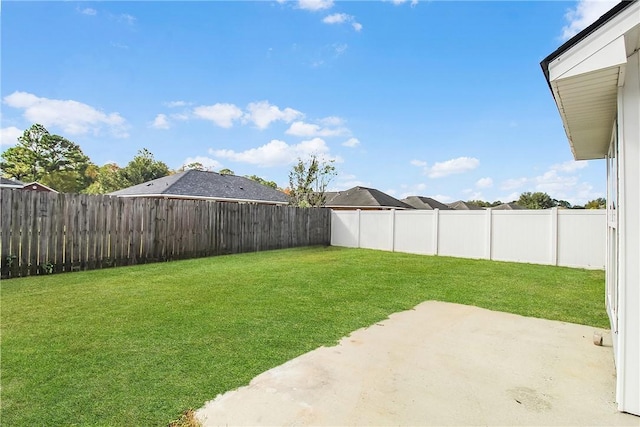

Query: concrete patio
left=196, top=301, right=639, bottom=426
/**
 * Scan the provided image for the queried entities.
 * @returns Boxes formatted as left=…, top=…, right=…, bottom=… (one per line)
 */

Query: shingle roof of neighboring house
left=401, top=196, right=453, bottom=210
left=109, top=170, right=289, bottom=204
left=0, top=177, right=24, bottom=188
left=447, top=200, right=485, bottom=210
left=325, top=186, right=414, bottom=209
left=490, top=202, right=525, bottom=210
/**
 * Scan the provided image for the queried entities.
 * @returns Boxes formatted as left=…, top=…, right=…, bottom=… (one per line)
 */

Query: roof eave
left=113, top=193, right=289, bottom=205
left=541, top=0, right=638, bottom=160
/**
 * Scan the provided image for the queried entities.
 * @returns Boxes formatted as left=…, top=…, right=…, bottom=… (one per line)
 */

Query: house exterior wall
left=616, top=49, right=640, bottom=415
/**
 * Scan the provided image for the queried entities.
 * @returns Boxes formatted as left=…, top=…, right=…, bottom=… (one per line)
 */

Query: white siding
left=617, top=49, right=640, bottom=416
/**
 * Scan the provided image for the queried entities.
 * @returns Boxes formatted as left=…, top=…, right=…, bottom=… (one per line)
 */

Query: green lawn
left=1, top=246, right=606, bottom=426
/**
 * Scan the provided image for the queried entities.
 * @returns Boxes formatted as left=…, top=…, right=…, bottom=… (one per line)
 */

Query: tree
left=245, top=174, right=278, bottom=190
left=83, top=163, right=129, bottom=194
left=288, top=155, right=336, bottom=207
left=517, top=192, right=556, bottom=209
left=553, top=199, right=572, bottom=209
left=467, top=200, right=503, bottom=208
left=585, top=197, right=606, bottom=209
left=218, top=168, right=234, bottom=175
left=179, top=162, right=205, bottom=171
left=0, top=124, right=93, bottom=193
left=119, top=149, right=170, bottom=186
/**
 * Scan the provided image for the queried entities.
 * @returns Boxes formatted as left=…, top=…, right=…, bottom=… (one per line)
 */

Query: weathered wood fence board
left=0, top=189, right=331, bottom=279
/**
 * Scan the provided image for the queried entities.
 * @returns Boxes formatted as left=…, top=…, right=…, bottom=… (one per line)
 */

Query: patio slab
left=196, top=301, right=639, bottom=426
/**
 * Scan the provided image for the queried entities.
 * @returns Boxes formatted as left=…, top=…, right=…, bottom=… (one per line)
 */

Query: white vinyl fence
left=331, top=208, right=606, bottom=269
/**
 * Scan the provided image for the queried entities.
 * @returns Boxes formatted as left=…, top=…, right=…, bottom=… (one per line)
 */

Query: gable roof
left=401, top=196, right=453, bottom=210
left=21, top=182, right=59, bottom=193
left=541, top=0, right=639, bottom=160
left=490, top=202, right=525, bottom=210
left=109, top=170, right=289, bottom=204
left=325, top=186, right=414, bottom=209
left=447, top=200, right=485, bottom=210
left=0, top=177, right=24, bottom=188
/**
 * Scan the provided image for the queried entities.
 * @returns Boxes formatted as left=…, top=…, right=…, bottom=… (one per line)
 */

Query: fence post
left=551, top=207, right=559, bottom=266
left=357, top=209, right=361, bottom=248
left=433, top=209, right=439, bottom=255
left=485, top=208, right=492, bottom=260
left=390, top=209, right=396, bottom=252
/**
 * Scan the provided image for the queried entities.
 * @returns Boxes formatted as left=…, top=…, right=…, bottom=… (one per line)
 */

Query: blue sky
left=1, top=0, right=620, bottom=204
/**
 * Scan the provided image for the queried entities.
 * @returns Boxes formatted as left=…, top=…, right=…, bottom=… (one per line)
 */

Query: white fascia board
left=550, top=35, right=627, bottom=81
left=548, top=2, right=639, bottom=81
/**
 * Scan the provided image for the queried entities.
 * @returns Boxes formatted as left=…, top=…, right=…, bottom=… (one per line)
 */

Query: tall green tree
left=288, top=155, right=336, bottom=207
left=585, top=197, right=606, bottom=209
left=0, top=124, right=93, bottom=193
left=119, top=148, right=170, bottom=186
left=83, top=163, right=129, bottom=194
left=245, top=174, right=278, bottom=190
left=517, top=192, right=557, bottom=209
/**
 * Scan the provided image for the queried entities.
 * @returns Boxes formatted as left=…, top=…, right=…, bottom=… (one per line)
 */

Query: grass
left=0, top=246, right=606, bottom=426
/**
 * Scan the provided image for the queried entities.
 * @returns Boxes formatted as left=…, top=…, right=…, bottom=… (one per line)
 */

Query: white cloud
left=3, top=91, right=129, bottom=138
left=431, top=194, right=453, bottom=203
left=342, top=137, right=360, bottom=148
left=500, top=177, right=528, bottom=191
left=389, top=0, right=419, bottom=6
left=297, top=0, right=334, bottom=11
left=181, top=156, right=222, bottom=171
left=171, top=113, right=190, bottom=121
left=500, top=192, right=521, bottom=203
left=534, top=170, right=579, bottom=195
left=410, top=159, right=427, bottom=167
left=475, top=177, right=493, bottom=188
left=322, top=13, right=362, bottom=32
left=210, top=137, right=336, bottom=167
left=118, top=13, right=136, bottom=25
left=164, top=100, right=189, bottom=108
left=331, top=173, right=369, bottom=191
left=398, top=182, right=428, bottom=198
left=151, top=114, right=170, bottom=130
left=0, top=126, right=22, bottom=146
left=561, top=0, right=619, bottom=41
left=323, top=13, right=349, bottom=24
left=427, top=157, right=479, bottom=178
left=285, top=120, right=348, bottom=137
left=319, top=116, right=344, bottom=126
left=533, top=169, right=600, bottom=205
left=244, top=101, right=303, bottom=129
left=550, top=160, right=589, bottom=173
left=79, top=7, right=97, bottom=16
left=333, top=43, right=348, bottom=55
left=193, top=103, right=244, bottom=128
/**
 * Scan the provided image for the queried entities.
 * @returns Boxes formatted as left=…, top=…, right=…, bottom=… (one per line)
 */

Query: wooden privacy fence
left=0, top=189, right=331, bottom=278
